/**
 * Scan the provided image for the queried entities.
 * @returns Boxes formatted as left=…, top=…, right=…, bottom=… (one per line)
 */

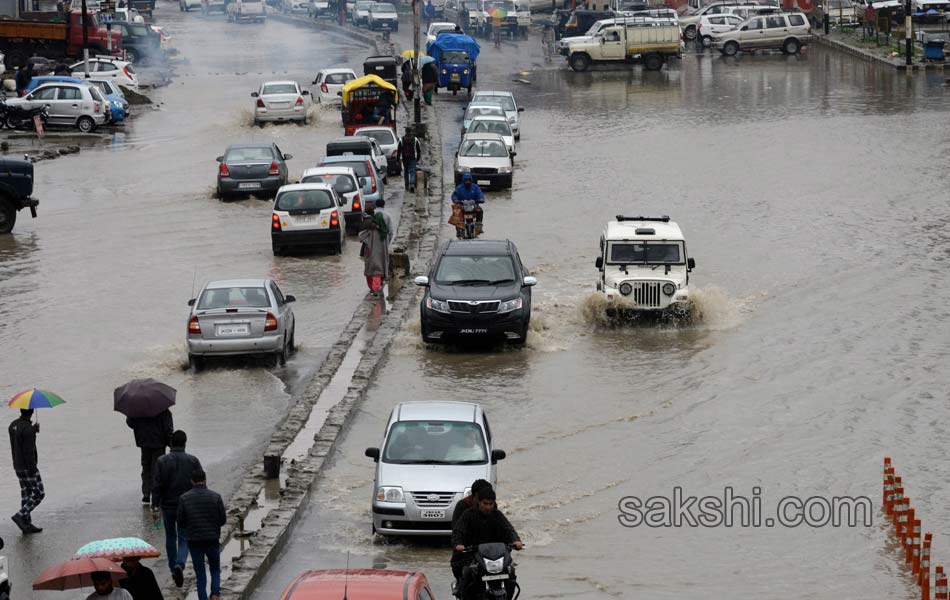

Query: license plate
left=459, top=328, right=488, bottom=334
left=420, top=509, right=445, bottom=519
left=381, top=22, right=390, bottom=28
left=482, top=574, right=509, bottom=581
left=477, top=180, right=490, bottom=186
left=295, top=214, right=317, bottom=223
left=238, top=182, right=261, bottom=189
left=451, top=73, right=460, bottom=79
left=216, top=324, right=249, bottom=336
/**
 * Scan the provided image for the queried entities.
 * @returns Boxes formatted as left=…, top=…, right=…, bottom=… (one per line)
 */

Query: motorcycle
left=453, top=543, right=520, bottom=600
left=452, top=199, right=483, bottom=239
left=0, top=100, right=49, bottom=131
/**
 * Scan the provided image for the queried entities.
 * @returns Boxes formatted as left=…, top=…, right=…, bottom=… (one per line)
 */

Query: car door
left=269, top=282, right=293, bottom=336
left=272, top=144, right=288, bottom=183
left=95, top=60, right=121, bottom=82
left=764, top=14, right=788, bottom=46
left=56, top=85, right=85, bottom=124
left=482, top=413, right=496, bottom=481
left=601, top=28, right=625, bottom=59
left=21, top=86, right=59, bottom=123
left=740, top=17, right=767, bottom=47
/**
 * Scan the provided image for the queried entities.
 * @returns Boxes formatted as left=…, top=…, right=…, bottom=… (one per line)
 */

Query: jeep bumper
left=18, top=197, right=39, bottom=218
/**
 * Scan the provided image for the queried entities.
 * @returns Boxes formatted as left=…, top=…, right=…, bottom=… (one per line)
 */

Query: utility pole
left=413, top=0, right=422, bottom=133
left=904, top=0, right=912, bottom=65
left=81, top=0, right=89, bottom=51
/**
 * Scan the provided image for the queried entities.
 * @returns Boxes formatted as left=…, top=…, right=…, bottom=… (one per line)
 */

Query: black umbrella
left=113, top=378, right=177, bottom=418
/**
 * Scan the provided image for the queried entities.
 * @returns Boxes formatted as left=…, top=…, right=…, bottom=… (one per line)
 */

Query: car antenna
left=342, top=551, right=350, bottom=600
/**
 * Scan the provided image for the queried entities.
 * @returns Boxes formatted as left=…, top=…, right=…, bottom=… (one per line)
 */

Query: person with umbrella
left=7, top=388, right=62, bottom=534
left=87, top=571, right=134, bottom=600
left=115, top=379, right=176, bottom=505
left=119, top=558, right=163, bottom=600
left=73, top=536, right=163, bottom=600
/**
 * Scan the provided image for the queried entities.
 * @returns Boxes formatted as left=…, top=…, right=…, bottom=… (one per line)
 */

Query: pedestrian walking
left=177, top=469, right=226, bottom=600
left=541, top=23, right=556, bottom=62
left=9, top=408, right=44, bottom=534
left=151, top=430, right=202, bottom=588
left=119, top=557, right=164, bottom=600
left=14, top=64, right=33, bottom=97
left=421, top=60, right=437, bottom=105
left=401, top=63, right=415, bottom=101
left=126, top=409, right=173, bottom=505
left=397, top=129, right=422, bottom=192
left=493, top=15, right=503, bottom=48
left=358, top=204, right=389, bottom=294
left=87, top=572, right=134, bottom=600
left=424, top=0, right=435, bottom=27
left=375, top=198, right=394, bottom=245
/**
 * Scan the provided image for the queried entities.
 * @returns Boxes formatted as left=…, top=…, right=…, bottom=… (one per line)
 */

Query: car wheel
left=783, top=38, right=800, bottom=54
left=272, top=243, right=282, bottom=256
left=722, top=41, right=739, bottom=56
left=333, top=238, right=343, bottom=255
left=276, top=341, right=288, bottom=366
left=288, top=325, right=296, bottom=354
left=77, top=116, right=96, bottom=133
left=511, top=321, right=529, bottom=346
left=188, top=354, right=204, bottom=372
left=684, top=24, right=697, bottom=40
left=701, top=34, right=712, bottom=47
left=0, top=197, right=17, bottom=235
left=569, top=52, right=590, bottom=72
left=643, top=53, right=663, bottom=71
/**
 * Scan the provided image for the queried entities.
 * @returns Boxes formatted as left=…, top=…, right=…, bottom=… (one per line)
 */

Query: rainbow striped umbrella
left=8, top=389, right=66, bottom=410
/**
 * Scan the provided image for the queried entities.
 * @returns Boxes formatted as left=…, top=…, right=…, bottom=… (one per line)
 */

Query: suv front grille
left=470, top=168, right=497, bottom=175
left=448, top=300, right=500, bottom=314
left=630, top=281, right=661, bottom=308
left=411, top=491, right=456, bottom=508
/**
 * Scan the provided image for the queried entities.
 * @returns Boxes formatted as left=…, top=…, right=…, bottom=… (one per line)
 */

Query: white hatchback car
left=471, top=90, right=523, bottom=140
left=312, top=68, right=356, bottom=104
left=7, top=82, right=109, bottom=132
left=453, top=133, right=515, bottom=189
left=465, top=116, right=514, bottom=153
left=270, top=183, right=346, bottom=255
left=300, top=166, right=364, bottom=228
left=70, top=57, right=139, bottom=90
left=353, top=126, right=400, bottom=176
left=425, top=21, right=457, bottom=48
left=252, top=80, right=312, bottom=126
left=697, top=13, right=744, bottom=46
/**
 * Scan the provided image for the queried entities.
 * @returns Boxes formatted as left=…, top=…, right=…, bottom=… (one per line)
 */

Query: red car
left=278, top=569, right=437, bottom=600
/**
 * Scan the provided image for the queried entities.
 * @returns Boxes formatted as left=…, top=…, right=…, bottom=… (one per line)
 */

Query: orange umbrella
left=33, top=557, right=127, bottom=591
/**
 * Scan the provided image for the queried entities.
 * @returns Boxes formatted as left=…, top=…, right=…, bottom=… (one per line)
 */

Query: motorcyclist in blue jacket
left=452, top=173, right=484, bottom=226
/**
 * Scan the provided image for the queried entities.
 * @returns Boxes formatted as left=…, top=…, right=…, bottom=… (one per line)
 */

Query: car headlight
left=662, top=283, right=676, bottom=296
left=426, top=296, right=451, bottom=314
left=508, top=117, right=516, bottom=124
left=619, top=282, right=633, bottom=296
left=376, top=486, right=404, bottom=502
left=497, top=165, right=511, bottom=173
left=459, top=166, right=471, bottom=173
left=442, top=68, right=448, bottom=75
left=497, top=297, right=522, bottom=313
left=484, top=556, right=505, bottom=574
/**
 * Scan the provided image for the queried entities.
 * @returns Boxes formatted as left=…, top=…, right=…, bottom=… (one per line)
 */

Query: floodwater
left=252, top=31, right=950, bottom=600
left=0, top=6, right=403, bottom=592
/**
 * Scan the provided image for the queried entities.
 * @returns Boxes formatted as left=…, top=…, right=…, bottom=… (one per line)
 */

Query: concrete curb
left=814, top=34, right=932, bottom=71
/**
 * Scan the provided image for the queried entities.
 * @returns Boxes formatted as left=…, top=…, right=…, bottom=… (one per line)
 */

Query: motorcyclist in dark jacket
left=451, top=173, right=485, bottom=226
left=452, top=488, right=523, bottom=599
left=450, top=479, right=493, bottom=580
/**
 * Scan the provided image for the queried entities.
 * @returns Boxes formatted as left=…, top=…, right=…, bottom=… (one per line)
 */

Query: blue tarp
left=428, top=33, right=481, bottom=63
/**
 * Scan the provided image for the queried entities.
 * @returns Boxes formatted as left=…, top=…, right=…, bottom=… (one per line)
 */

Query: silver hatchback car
left=186, top=279, right=296, bottom=370
left=364, top=401, right=507, bottom=537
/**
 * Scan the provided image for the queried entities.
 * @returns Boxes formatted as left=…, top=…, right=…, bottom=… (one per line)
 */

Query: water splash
left=577, top=286, right=748, bottom=331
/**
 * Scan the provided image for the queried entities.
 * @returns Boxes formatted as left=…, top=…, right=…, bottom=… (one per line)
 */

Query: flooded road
left=252, top=35, right=950, bottom=600
left=0, top=5, right=403, bottom=591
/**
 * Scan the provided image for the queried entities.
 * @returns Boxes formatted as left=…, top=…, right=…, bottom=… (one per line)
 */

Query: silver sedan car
left=354, top=126, right=400, bottom=176
left=186, top=279, right=296, bottom=370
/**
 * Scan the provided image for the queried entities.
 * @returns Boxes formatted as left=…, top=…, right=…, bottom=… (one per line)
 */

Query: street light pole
left=413, top=0, right=422, bottom=131
left=905, top=0, right=912, bottom=65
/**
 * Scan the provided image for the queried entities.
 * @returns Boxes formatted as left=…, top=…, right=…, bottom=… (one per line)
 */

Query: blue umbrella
left=420, top=55, right=436, bottom=65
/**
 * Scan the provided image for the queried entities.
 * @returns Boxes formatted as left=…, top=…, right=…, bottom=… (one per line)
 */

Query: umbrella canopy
left=9, top=389, right=66, bottom=410
left=488, top=6, right=507, bottom=17
left=401, top=49, right=423, bottom=58
left=420, top=55, right=436, bottom=65
left=113, top=379, right=176, bottom=419
left=33, top=557, right=127, bottom=591
left=75, top=537, right=160, bottom=561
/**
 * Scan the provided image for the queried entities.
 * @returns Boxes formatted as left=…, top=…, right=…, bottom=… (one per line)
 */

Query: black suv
left=0, top=157, right=39, bottom=234
left=415, top=239, right=537, bottom=345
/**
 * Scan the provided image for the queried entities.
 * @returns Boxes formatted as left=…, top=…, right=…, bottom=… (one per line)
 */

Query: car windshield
left=382, top=421, right=487, bottom=464
left=262, top=83, right=298, bottom=95
left=459, top=139, right=508, bottom=157
left=442, top=50, right=470, bottom=63
left=197, top=286, right=270, bottom=310
left=475, top=94, right=515, bottom=111
left=325, top=160, right=370, bottom=177
left=465, top=105, right=504, bottom=120
left=356, top=1, right=372, bottom=8
left=302, top=173, right=357, bottom=194
left=829, top=0, right=851, bottom=7
left=432, top=24, right=455, bottom=34
left=372, top=2, right=395, bottom=10
left=359, top=129, right=396, bottom=145
left=325, top=72, right=355, bottom=84
left=226, top=146, right=274, bottom=162
left=608, top=242, right=683, bottom=264
left=275, top=189, right=335, bottom=211
left=469, top=119, right=511, bottom=136
left=435, top=255, right=516, bottom=285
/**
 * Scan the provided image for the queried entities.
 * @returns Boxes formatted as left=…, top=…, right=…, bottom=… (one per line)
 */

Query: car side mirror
left=741, top=25, right=748, bottom=30
left=285, top=294, right=296, bottom=303
left=360, top=176, right=371, bottom=187
left=251, top=91, right=259, bottom=97
left=414, top=275, right=430, bottom=286
left=283, top=153, right=293, bottom=160
left=187, top=298, right=196, bottom=306
left=365, top=447, right=380, bottom=461
left=302, top=90, right=310, bottom=95
left=523, top=276, right=537, bottom=287
left=510, top=152, right=517, bottom=158
left=595, top=257, right=603, bottom=269
left=491, top=449, right=507, bottom=463
left=687, top=258, right=696, bottom=270
left=517, top=107, right=524, bottom=112
left=215, top=155, right=224, bottom=162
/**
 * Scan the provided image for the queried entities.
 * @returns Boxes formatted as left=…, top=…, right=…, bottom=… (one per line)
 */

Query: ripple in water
left=578, top=285, right=746, bottom=331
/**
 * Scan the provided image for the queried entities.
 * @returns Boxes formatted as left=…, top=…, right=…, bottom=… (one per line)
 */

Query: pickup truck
left=0, top=11, right=122, bottom=70
left=0, top=157, right=39, bottom=235
left=472, top=0, right=529, bottom=37
left=227, top=0, right=266, bottom=22
left=566, top=20, right=680, bottom=71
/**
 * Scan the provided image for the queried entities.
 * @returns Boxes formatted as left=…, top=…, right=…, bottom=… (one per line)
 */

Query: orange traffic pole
left=893, top=487, right=905, bottom=529
left=936, top=567, right=948, bottom=600
left=905, top=508, right=916, bottom=564
left=920, top=532, right=932, bottom=595
left=896, top=496, right=908, bottom=539
left=884, top=456, right=892, bottom=501
left=912, top=518, right=921, bottom=574
left=885, top=468, right=895, bottom=515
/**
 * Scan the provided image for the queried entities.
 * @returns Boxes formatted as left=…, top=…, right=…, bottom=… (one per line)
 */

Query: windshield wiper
left=452, top=459, right=488, bottom=464
left=408, top=459, right=451, bottom=464
left=449, top=279, right=491, bottom=286
left=489, top=278, right=515, bottom=285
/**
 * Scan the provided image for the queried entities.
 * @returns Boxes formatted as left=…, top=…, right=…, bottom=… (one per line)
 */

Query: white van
left=227, top=0, right=266, bottom=22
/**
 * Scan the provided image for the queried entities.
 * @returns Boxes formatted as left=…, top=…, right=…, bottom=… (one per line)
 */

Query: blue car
left=22, top=76, right=130, bottom=123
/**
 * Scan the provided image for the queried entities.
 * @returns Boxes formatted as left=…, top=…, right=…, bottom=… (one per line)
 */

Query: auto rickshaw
left=340, top=74, right=399, bottom=135
left=428, top=33, right=480, bottom=96
left=363, top=55, right=400, bottom=90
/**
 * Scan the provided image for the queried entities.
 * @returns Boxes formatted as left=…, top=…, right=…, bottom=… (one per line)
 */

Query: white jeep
left=595, top=215, right=695, bottom=318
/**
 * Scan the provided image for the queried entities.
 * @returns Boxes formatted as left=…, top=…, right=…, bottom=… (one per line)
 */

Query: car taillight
left=272, top=213, right=281, bottom=231
left=123, top=65, right=133, bottom=79
left=697, top=22, right=702, bottom=29
left=295, top=96, right=304, bottom=106
left=352, top=193, right=361, bottom=211
left=369, top=168, right=377, bottom=193
left=188, top=316, right=201, bottom=334
left=256, top=98, right=265, bottom=108
left=269, top=162, right=280, bottom=176
left=264, top=312, right=278, bottom=331
left=390, top=150, right=398, bottom=160
left=219, top=163, right=230, bottom=177
left=330, top=210, right=340, bottom=229
left=321, top=83, right=329, bottom=93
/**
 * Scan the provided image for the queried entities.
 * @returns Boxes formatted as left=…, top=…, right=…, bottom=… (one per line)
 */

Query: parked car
left=180, top=0, right=201, bottom=10
left=312, top=68, right=356, bottom=104
left=365, top=401, right=507, bottom=535
left=326, top=135, right=388, bottom=181
left=454, top=133, right=515, bottom=188
left=353, top=0, right=374, bottom=25
left=697, top=13, right=745, bottom=46
left=470, top=91, right=522, bottom=140
left=822, top=0, right=860, bottom=24
left=0, top=157, right=39, bottom=235
left=712, top=12, right=812, bottom=56
left=6, top=82, right=108, bottom=132
left=186, top=279, right=296, bottom=370
left=317, top=155, right=383, bottom=211
left=352, top=126, right=400, bottom=176
left=367, top=2, right=399, bottom=30
left=680, top=2, right=760, bottom=39
left=69, top=57, right=139, bottom=90
left=300, top=166, right=364, bottom=228
left=278, top=570, right=436, bottom=600
left=252, top=81, right=312, bottom=126
left=270, top=183, right=345, bottom=255
left=115, top=6, right=146, bottom=21
left=216, top=143, right=292, bottom=199
left=461, top=103, right=506, bottom=135
left=281, top=0, right=309, bottom=11
left=108, top=20, right=162, bottom=63
left=228, top=0, right=267, bottom=22
left=465, top=116, right=514, bottom=153
left=23, top=75, right=128, bottom=123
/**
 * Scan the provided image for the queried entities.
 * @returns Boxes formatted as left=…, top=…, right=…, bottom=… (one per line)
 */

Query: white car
left=270, top=183, right=346, bottom=255
left=252, top=80, right=312, bottom=125
left=180, top=0, right=201, bottom=11
left=353, top=126, right=400, bottom=176
left=696, top=13, right=744, bottom=46
left=426, top=21, right=457, bottom=47
left=453, top=133, right=514, bottom=189
left=115, top=7, right=145, bottom=21
left=312, top=68, right=356, bottom=104
left=228, top=0, right=266, bottom=22
left=69, top=57, right=139, bottom=90
left=367, top=2, right=398, bottom=30
left=300, top=166, right=364, bottom=228
left=465, top=116, right=514, bottom=154
left=7, top=82, right=109, bottom=132
left=282, top=0, right=308, bottom=12
left=353, top=0, right=373, bottom=25
left=470, top=90, right=522, bottom=140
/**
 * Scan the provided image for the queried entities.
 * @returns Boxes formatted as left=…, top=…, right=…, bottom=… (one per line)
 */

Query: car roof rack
left=615, top=215, right=670, bottom=222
